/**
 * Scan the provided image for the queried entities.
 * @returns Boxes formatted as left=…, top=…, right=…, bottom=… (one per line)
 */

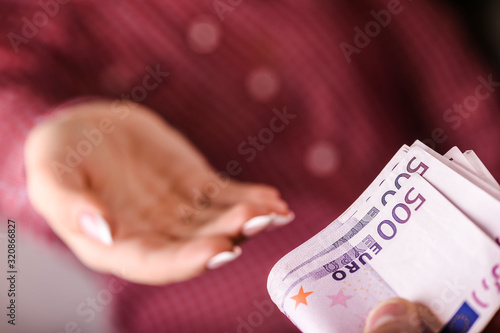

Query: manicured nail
left=365, top=299, right=407, bottom=332
left=272, top=212, right=295, bottom=226
left=242, top=215, right=274, bottom=236
left=206, top=246, right=242, bottom=270
left=79, top=213, right=113, bottom=245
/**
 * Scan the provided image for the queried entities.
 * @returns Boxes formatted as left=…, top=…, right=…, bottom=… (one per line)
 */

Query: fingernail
left=365, top=299, right=407, bottom=332
left=242, top=215, right=274, bottom=236
left=206, top=246, right=242, bottom=270
left=79, top=213, right=113, bottom=245
left=272, top=212, right=295, bottom=226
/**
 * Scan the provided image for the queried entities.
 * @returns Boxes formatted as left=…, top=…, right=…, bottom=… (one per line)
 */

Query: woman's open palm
left=25, top=100, right=293, bottom=284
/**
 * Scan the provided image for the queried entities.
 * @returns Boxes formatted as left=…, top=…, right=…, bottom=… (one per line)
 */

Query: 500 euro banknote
left=268, top=141, right=500, bottom=333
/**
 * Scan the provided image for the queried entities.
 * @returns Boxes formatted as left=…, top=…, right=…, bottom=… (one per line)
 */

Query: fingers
left=68, top=232, right=239, bottom=285
left=364, top=298, right=435, bottom=333
left=25, top=152, right=242, bottom=285
left=201, top=202, right=294, bottom=237
left=177, top=181, right=294, bottom=238
left=213, top=182, right=290, bottom=213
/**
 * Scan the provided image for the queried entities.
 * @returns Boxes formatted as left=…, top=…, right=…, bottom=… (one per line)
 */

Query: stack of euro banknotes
left=268, top=140, right=500, bottom=333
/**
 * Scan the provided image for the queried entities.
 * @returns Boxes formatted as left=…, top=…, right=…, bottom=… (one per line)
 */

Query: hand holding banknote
left=268, top=140, right=500, bottom=333
left=364, top=298, right=427, bottom=333
left=364, top=297, right=500, bottom=333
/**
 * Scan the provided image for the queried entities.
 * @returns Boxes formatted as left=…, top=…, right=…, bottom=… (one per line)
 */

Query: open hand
left=24, top=100, right=293, bottom=285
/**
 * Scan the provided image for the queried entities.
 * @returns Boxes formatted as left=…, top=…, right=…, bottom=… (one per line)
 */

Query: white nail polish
left=207, top=246, right=242, bottom=270
left=272, top=212, right=295, bottom=226
left=242, top=215, right=274, bottom=236
left=79, top=214, right=113, bottom=246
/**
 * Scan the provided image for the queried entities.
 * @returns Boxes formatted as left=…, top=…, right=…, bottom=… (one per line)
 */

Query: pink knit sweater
left=1, top=0, right=500, bottom=331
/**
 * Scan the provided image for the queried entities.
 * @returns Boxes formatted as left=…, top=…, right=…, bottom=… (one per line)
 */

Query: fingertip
left=272, top=211, right=295, bottom=226
left=79, top=213, right=114, bottom=245
left=166, top=236, right=240, bottom=280
left=177, top=236, right=235, bottom=266
left=66, top=191, right=116, bottom=244
left=206, top=245, right=242, bottom=270
left=271, top=199, right=290, bottom=214
left=242, top=215, right=274, bottom=236
left=364, top=298, right=422, bottom=333
left=241, top=210, right=295, bottom=237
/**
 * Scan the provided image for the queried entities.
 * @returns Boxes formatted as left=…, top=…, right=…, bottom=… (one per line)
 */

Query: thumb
left=25, top=163, right=114, bottom=246
left=25, top=122, right=114, bottom=246
left=364, top=298, right=424, bottom=333
left=67, top=191, right=114, bottom=246
left=33, top=184, right=114, bottom=246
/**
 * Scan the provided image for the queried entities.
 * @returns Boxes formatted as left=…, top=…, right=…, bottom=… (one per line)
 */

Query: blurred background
left=2, top=0, right=500, bottom=332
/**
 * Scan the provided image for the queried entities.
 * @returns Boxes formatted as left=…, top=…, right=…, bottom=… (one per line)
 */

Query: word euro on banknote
left=268, top=141, right=500, bottom=333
